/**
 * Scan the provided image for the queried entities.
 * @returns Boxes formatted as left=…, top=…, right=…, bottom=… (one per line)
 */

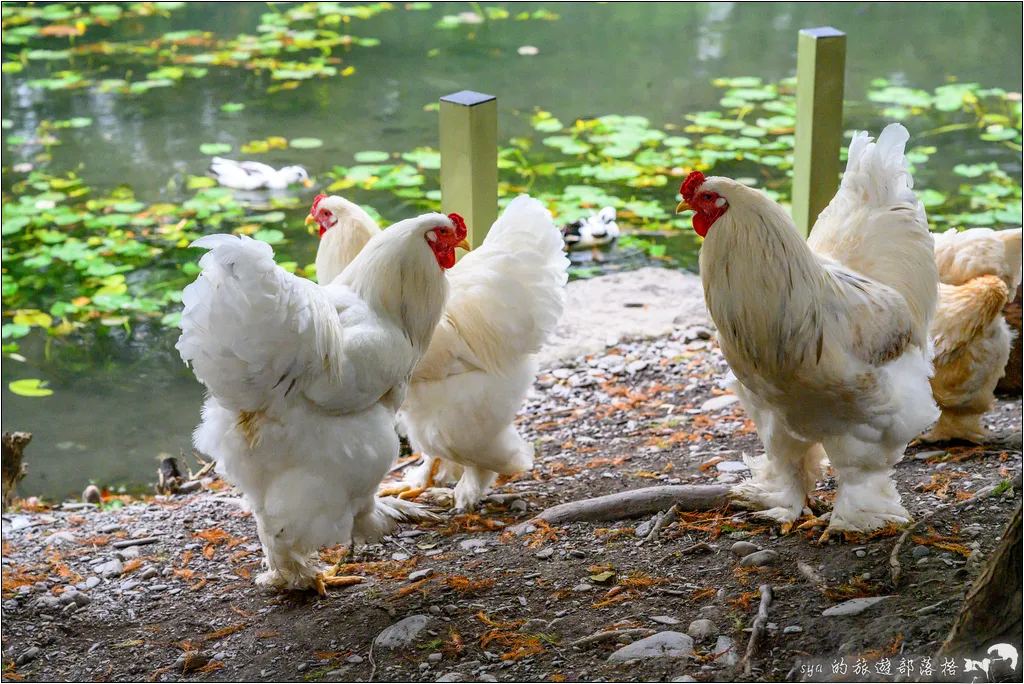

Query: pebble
left=715, top=460, right=748, bottom=473
left=116, top=546, right=141, bottom=560
left=686, top=619, right=717, bottom=642
left=408, top=568, right=434, bottom=582
left=912, top=546, right=931, bottom=559
left=509, top=499, right=528, bottom=514
left=650, top=615, right=680, bottom=625
left=443, top=604, right=458, bottom=615
left=739, top=550, right=779, bottom=567
left=345, top=654, right=364, bottom=664
left=535, top=548, right=554, bottom=560
left=427, top=653, right=443, bottom=663
left=672, top=677, right=698, bottom=683
left=730, top=541, right=761, bottom=557
left=82, top=485, right=102, bottom=505
left=85, top=577, right=101, bottom=589
left=783, top=625, right=803, bottom=635
left=98, top=559, right=123, bottom=579
left=700, top=395, right=739, bottom=412
left=713, top=636, right=739, bottom=666
left=16, top=647, right=40, bottom=666
left=139, top=567, right=160, bottom=580
left=458, top=539, right=487, bottom=551
left=375, top=615, right=431, bottom=649
left=572, top=583, right=593, bottom=592
left=607, top=631, right=695, bottom=664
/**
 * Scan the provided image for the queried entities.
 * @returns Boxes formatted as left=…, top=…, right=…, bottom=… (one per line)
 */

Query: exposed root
left=510, top=485, right=730, bottom=534
left=741, top=584, right=772, bottom=675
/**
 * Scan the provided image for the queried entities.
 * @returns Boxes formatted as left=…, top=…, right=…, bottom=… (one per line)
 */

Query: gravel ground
left=3, top=327, right=1021, bottom=683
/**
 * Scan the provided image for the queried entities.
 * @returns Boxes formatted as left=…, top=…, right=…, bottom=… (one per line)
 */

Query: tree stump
left=938, top=499, right=1022, bottom=670
left=2, top=431, right=32, bottom=510
left=996, top=284, right=1022, bottom=395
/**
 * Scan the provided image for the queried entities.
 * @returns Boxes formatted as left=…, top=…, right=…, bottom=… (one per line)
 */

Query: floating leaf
left=289, top=137, right=323, bottom=149
left=354, top=150, right=390, bottom=163
left=9, top=379, right=54, bottom=397
left=199, top=143, right=232, bottom=155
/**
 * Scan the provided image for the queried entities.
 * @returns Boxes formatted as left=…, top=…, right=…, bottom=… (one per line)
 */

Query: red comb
left=447, top=212, right=467, bottom=239
left=311, top=194, right=327, bottom=211
left=680, top=171, right=705, bottom=202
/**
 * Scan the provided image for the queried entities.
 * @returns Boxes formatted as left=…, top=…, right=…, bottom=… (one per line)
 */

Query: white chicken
left=314, top=195, right=569, bottom=510
left=305, top=194, right=382, bottom=285
left=679, top=123, right=940, bottom=536
left=176, top=210, right=469, bottom=590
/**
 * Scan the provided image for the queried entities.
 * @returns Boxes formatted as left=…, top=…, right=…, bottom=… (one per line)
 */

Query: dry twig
left=741, top=584, right=773, bottom=675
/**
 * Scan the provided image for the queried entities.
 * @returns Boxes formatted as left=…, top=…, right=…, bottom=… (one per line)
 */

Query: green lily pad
left=354, top=151, right=390, bottom=163
left=9, top=378, right=54, bottom=397
left=199, top=143, right=233, bottom=155
left=289, top=137, right=323, bottom=149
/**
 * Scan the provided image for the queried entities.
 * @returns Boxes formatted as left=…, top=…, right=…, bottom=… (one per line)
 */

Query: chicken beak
left=456, top=238, right=472, bottom=252
left=302, top=178, right=314, bottom=187
left=676, top=200, right=689, bottom=214
left=305, top=214, right=318, bottom=234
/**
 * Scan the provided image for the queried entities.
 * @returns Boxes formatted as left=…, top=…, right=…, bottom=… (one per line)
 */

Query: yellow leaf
left=327, top=179, right=356, bottom=192
left=267, top=136, right=288, bottom=149
left=342, top=66, right=355, bottom=76
left=12, top=311, right=52, bottom=328
left=94, top=283, right=127, bottom=296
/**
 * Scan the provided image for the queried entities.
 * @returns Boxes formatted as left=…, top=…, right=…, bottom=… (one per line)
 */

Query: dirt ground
left=2, top=330, right=1022, bottom=683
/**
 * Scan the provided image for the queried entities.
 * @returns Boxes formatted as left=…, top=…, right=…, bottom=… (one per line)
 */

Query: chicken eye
left=703, top=193, right=714, bottom=201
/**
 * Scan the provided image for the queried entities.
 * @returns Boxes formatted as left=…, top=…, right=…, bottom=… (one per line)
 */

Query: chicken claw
left=378, top=483, right=413, bottom=497
left=797, top=512, right=831, bottom=531
left=398, top=487, right=426, bottom=501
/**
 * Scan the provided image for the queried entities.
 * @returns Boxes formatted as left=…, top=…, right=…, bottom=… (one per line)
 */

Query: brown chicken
left=924, top=227, right=1023, bottom=443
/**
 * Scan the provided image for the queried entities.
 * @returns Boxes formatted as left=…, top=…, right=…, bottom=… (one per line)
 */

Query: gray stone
left=626, top=360, right=649, bottom=374
left=98, top=558, right=123, bottom=579
left=713, top=636, right=739, bottom=666
left=16, top=647, right=40, bottom=666
left=650, top=615, right=680, bottom=625
left=700, top=395, right=739, bottom=412
left=458, top=538, right=487, bottom=551
left=822, top=596, right=894, bottom=617
left=85, top=576, right=101, bottom=589
left=436, top=674, right=465, bottom=683
left=509, top=499, right=528, bottom=514
left=139, top=567, right=160, bottom=581
left=739, top=550, right=779, bottom=568
left=45, top=531, right=77, bottom=546
left=408, top=569, right=434, bottom=582
left=686, top=619, right=717, bottom=642
left=715, top=461, right=749, bottom=473
left=535, top=548, right=554, bottom=560
left=36, top=595, right=61, bottom=610
left=672, top=677, right=698, bottom=683
left=374, top=615, right=431, bottom=649
left=427, top=653, right=443, bottom=663
left=606, top=631, right=695, bottom=664
left=730, top=541, right=761, bottom=557
left=345, top=654, right=364, bottom=664
left=115, top=546, right=140, bottom=560
left=783, top=625, right=803, bottom=635
left=912, top=546, right=931, bottom=559
left=518, top=619, right=549, bottom=633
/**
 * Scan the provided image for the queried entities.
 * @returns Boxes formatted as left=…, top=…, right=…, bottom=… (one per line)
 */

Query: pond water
left=2, top=1, right=1022, bottom=499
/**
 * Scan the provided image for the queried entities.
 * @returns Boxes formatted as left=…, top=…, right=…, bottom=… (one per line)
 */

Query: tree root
left=889, top=484, right=995, bottom=586
left=642, top=504, right=679, bottom=544
left=510, top=485, right=730, bottom=534
left=741, top=584, right=773, bottom=675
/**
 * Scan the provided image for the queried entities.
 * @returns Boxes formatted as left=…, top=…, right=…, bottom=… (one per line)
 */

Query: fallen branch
left=511, top=485, right=730, bottom=534
left=889, top=484, right=995, bottom=586
left=741, top=584, right=772, bottom=675
left=643, top=504, right=679, bottom=544
left=796, top=561, right=827, bottom=595
left=569, top=628, right=655, bottom=648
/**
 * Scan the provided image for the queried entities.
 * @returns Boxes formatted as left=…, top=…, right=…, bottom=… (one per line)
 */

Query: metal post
left=439, top=90, right=498, bottom=250
left=792, top=27, right=846, bottom=238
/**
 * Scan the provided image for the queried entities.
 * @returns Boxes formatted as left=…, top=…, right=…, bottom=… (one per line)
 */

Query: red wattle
left=692, top=212, right=710, bottom=238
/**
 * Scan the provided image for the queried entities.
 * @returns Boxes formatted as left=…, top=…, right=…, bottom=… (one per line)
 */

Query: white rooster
left=313, top=195, right=570, bottom=510
left=176, top=210, right=469, bottom=590
left=679, top=123, right=940, bottom=537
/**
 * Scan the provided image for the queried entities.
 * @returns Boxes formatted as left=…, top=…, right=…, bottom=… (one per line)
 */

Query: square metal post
left=792, top=27, right=846, bottom=237
left=439, top=90, right=498, bottom=250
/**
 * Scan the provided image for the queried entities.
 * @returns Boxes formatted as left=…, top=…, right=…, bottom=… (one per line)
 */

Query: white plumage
left=687, top=123, right=940, bottom=535
left=209, top=157, right=312, bottom=190
left=315, top=195, right=570, bottom=509
left=177, top=212, right=460, bottom=590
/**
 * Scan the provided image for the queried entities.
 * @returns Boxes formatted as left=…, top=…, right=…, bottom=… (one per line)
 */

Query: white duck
left=209, top=157, right=314, bottom=190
